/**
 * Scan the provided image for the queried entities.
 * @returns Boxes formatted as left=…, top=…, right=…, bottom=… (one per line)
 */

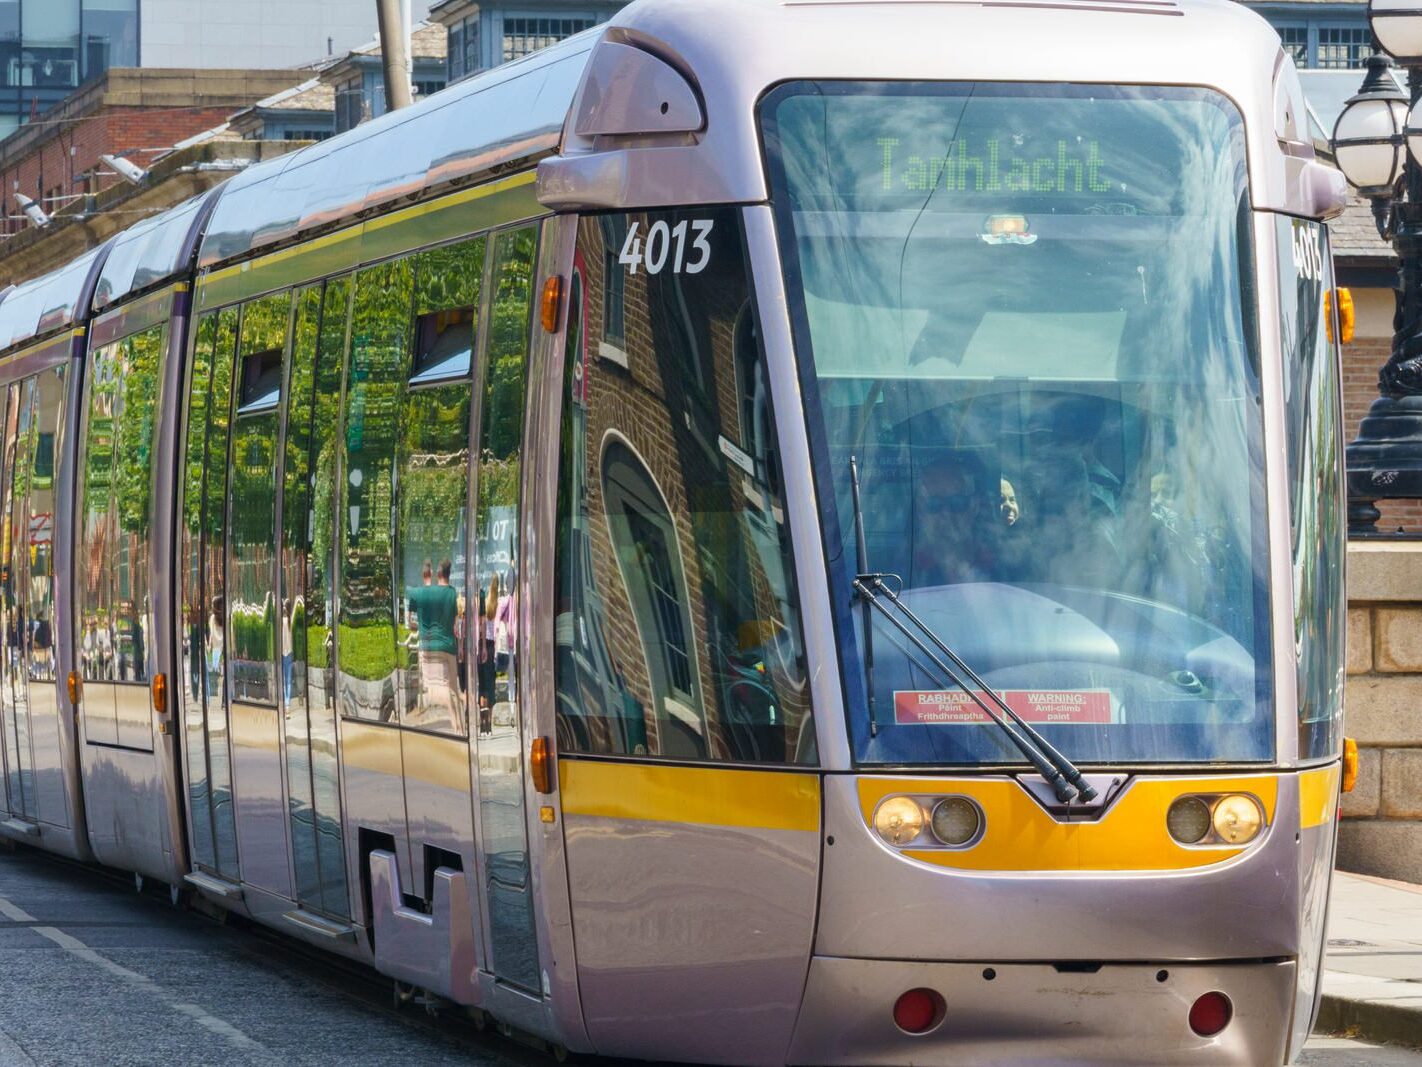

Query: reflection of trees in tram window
left=77, top=325, right=164, bottom=684
left=228, top=292, right=290, bottom=704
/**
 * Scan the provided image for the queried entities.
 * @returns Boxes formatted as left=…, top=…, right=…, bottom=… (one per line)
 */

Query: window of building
left=501, top=16, right=595, bottom=62
left=283, top=129, right=331, bottom=142
left=449, top=13, right=482, bottom=79
left=415, top=78, right=445, bottom=100
left=334, top=76, right=364, bottom=133
left=1317, top=25, right=1370, bottom=69
left=1278, top=24, right=1308, bottom=66
left=598, top=215, right=627, bottom=362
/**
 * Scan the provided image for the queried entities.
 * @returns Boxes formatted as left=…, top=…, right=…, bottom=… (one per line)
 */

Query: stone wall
left=1340, top=541, right=1422, bottom=882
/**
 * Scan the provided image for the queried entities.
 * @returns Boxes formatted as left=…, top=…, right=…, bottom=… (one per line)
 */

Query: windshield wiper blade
left=864, top=575, right=1097, bottom=804
left=847, top=455, right=1096, bottom=804
left=854, top=575, right=1079, bottom=802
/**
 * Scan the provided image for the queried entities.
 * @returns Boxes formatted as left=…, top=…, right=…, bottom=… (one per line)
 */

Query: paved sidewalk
left=1316, top=871, right=1422, bottom=1048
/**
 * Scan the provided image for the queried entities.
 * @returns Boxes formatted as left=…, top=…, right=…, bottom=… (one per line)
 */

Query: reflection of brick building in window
left=566, top=211, right=812, bottom=764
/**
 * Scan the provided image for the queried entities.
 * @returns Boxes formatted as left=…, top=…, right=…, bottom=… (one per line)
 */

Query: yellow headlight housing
left=874, top=796, right=925, bottom=846
left=1212, top=794, right=1263, bottom=845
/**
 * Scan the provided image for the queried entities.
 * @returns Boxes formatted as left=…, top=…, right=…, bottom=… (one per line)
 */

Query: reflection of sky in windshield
left=766, top=83, right=1272, bottom=766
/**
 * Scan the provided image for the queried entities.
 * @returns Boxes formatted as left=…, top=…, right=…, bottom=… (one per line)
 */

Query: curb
left=1316, top=993, right=1422, bottom=1050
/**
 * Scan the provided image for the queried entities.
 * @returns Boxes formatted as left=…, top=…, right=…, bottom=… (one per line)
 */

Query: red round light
left=893, top=988, right=944, bottom=1034
left=1188, top=991, right=1232, bottom=1037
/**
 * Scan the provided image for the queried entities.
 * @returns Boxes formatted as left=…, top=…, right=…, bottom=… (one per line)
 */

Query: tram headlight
left=1166, top=795, right=1212, bottom=845
left=874, top=797, right=925, bottom=846
left=1212, top=794, right=1263, bottom=845
left=930, top=797, right=982, bottom=847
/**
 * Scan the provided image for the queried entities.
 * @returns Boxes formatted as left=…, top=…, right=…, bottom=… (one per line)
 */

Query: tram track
left=0, top=842, right=615, bottom=1067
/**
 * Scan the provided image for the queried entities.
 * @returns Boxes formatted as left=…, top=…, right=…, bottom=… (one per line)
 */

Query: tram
left=0, top=0, right=1354, bottom=1062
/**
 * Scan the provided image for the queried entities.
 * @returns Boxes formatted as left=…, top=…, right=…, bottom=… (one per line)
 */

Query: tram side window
left=474, top=226, right=535, bottom=738
left=339, top=257, right=415, bottom=723
left=78, top=324, right=164, bottom=684
left=25, top=367, right=63, bottom=686
left=554, top=209, right=815, bottom=765
left=397, top=236, right=484, bottom=734
left=229, top=293, right=291, bottom=705
left=1280, top=217, right=1346, bottom=761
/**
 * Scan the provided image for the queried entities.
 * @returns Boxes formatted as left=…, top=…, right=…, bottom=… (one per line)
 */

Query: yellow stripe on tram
left=1299, top=764, right=1341, bottom=829
left=559, top=759, right=821, bottom=833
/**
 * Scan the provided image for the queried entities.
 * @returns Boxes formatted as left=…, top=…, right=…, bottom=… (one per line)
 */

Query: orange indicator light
left=540, top=276, right=563, bottom=334
left=531, top=736, right=554, bottom=795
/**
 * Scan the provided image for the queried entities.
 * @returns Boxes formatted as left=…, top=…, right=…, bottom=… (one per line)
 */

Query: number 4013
left=619, top=219, right=714, bottom=276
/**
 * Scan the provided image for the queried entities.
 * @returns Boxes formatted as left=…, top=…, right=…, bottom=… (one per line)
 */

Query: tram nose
left=816, top=772, right=1294, bottom=964
left=785, top=773, right=1307, bottom=1064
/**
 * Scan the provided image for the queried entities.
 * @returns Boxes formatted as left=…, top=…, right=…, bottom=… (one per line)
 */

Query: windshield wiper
left=848, top=456, right=1097, bottom=804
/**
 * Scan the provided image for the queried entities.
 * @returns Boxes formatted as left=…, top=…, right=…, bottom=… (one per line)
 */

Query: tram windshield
left=762, top=82, right=1273, bottom=766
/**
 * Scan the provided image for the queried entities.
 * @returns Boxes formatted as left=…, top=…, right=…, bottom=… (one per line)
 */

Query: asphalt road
left=0, top=844, right=1417, bottom=1067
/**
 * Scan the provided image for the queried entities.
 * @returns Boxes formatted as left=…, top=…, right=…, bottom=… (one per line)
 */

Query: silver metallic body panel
left=521, top=212, right=591, bottom=1051
left=787, top=957, right=1295, bottom=1066
left=229, top=701, right=292, bottom=897
left=562, top=807, right=821, bottom=1065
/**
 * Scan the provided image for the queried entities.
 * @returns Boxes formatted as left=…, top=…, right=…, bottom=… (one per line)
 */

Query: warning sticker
left=893, top=689, right=1113, bottom=725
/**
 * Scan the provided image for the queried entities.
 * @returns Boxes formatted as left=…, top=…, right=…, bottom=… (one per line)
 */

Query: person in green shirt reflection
left=407, top=559, right=462, bottom=730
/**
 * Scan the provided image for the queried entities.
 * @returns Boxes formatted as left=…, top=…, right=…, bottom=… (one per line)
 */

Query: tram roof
left=92, top=188, right=218, bottom=313
left=543, top=0, right=1293, bottom=211
left=0, top=243, right=110, bottom=356
left=196, top=31, right=597, bottom=270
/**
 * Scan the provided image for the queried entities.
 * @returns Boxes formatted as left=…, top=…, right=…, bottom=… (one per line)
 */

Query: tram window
left=204, top=308, right=240, bottom=731
left=180, top=311, right=218, bottom=868
left=78, top=324, right=164, bottom=685
left=1280, top=218, right=1346, bottom=761
left=473, top=225, right=535, bottom=738
left=306, top=276, right=353, bottom=914
left=554, top=209, right=815, bottom=765
left=339, top=258, right=415, bottom=723
left=763, top=81, right=1271, bottom=766
left=398, top=236, right=483, bottom=733
left=227, top=293, right=290, bottom=705
left=27, top=368, right=63, bottom=687
left=410, top=237, right=484, bottom=384
left=238, top=347, right=283, bottom=413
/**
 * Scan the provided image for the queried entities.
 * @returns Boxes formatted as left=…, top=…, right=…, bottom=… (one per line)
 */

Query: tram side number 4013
left=619, top=218, right=716, bottom=275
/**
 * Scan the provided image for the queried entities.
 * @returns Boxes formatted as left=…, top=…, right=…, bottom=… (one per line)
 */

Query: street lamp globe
left=1333, top=54, right=1409, bottom=196
left=1372, top=0, right=1422, bottom=65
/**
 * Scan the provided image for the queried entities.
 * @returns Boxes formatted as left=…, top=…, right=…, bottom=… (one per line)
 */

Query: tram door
left=472, top=225, right=541, bottom=991
left=2, top=369, right=70, bottom=829
left=179, top=308, right=241, bottom=879
left=0, top=383, right=31, bottom=821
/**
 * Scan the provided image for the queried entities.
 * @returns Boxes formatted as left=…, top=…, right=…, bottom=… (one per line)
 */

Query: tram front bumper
left=785, top=956, right=1295, bottom=1066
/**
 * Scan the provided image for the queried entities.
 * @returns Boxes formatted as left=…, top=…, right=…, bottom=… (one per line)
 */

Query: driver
left=912, top=450, right=999, bottom=587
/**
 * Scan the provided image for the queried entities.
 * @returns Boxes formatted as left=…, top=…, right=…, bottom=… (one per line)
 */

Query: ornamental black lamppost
left=1332, top=4, right=1422, bottom=533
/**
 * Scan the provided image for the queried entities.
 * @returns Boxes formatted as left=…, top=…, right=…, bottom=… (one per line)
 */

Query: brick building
left=0, top=67, right=309, bottom=245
